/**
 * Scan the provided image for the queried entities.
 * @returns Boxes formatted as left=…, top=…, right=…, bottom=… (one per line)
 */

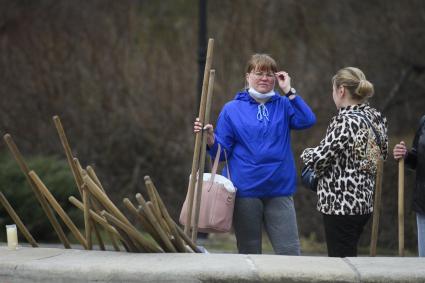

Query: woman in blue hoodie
left=194, top=54, right=316, bottom=255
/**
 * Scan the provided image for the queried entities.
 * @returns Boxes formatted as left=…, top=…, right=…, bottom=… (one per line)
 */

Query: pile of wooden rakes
left=0, top=115, right=201, bottom=253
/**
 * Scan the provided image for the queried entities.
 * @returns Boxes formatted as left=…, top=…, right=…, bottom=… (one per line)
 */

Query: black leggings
left=322, top=213, right=371, bottom=257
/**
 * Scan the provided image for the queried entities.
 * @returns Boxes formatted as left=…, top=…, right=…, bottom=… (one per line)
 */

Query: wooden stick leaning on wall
left=86, top=166, right=106, bottom=192
left=74, top=163, right=107, bottom=251
left=176, top=222, right=201, bottom=253
left=69, top=196, right=121, bottom=239
left=86, top=164, right=120, bottom=249
left=101, top=210, right=163, bottom=253
left=73, top=159, right=96, bottom=250
left=53, top=116, right=97, bottom=249
left=398, top=159, right=405, bottom=256
left=144, top=176, right=190, bottom=252
left=100, top=211, right=142, bottom=253
left=103, top=217, right=136, bottom=253
left=3, top=134, right=71, bottom=249
left=147, top=201, right=180, bottom=252
left=29, top=171, right=88, bottom=249
left=135, top=193, right=177, bottom=252
left=82, top=184, right=92, bottom=250
left=69, top=196, right=121, bottom=251
left=0, top=192, right=38, bottom=247
left=144, top=177, right=200, bottom=252
left=123, top=198, right=165, bottom=246
left=83, top=175, right=131, bottom=226
left=191, top=69, right=216, bottom=241
left=184, top=38, right=214, bottom=236
left=52, top=116, right=83, bottom=197
left=83, top=175, right=153, bottom=250
left=144, top=182, right=171, bottom=235
left=370, top=159, right=384, bottom=256
left=85, top=165, right=121, bottom=248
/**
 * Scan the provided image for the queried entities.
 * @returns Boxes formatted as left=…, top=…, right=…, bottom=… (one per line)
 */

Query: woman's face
left=246, top=68, right=275, bottom=93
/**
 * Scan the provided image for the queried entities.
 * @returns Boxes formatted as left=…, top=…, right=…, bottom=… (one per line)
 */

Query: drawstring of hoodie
left=257, top=103, right=269, bottom=123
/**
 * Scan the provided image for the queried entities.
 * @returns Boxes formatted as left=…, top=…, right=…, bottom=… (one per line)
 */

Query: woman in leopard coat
left=301, top=67, right=388, bottom=257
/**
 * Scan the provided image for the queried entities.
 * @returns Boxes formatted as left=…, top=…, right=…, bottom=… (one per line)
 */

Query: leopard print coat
left=301, top=103, right=388, bottom=215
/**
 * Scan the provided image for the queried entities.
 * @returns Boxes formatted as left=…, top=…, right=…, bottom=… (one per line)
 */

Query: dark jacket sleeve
left=405, top=131, right=419, bottom=169
left=405, top=115, right=425, bottom=169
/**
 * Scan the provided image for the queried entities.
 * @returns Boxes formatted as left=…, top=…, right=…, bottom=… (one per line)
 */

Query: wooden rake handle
left=398, top=159, right=405, bottom=257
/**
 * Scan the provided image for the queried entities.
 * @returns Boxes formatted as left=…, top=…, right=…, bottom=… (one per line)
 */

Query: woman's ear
left=338, top=86, right=345, bottom=98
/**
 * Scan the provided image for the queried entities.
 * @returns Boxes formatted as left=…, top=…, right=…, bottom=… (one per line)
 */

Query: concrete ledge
left=0, top=247, right=424, bottom=282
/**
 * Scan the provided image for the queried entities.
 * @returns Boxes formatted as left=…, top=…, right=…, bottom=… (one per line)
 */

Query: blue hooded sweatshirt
left=208, top=90, right=316, bottom=198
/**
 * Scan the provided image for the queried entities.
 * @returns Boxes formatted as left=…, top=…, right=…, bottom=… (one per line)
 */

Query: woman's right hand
left=194, top=117, right=215, bottom=147
left=393, top=141, right=407, bottom=160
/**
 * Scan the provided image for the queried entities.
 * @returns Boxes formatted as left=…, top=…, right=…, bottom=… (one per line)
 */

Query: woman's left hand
left=275, top=71, right=291, bottom=94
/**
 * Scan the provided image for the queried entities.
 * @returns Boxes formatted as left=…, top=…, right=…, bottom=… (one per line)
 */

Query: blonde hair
left=332, top=67, right=374, bottom=100
left=246, top=54, right=278, bottom=74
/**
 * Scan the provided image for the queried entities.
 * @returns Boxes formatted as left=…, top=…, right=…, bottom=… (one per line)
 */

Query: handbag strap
left=210, top=144, right=221, bottom=182
left=210, top=143, right=232, bottom=182
left=224, top=149, right=231, bottom=180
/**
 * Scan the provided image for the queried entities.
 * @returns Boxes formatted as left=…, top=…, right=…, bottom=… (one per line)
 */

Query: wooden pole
left=144, top=176, right=187, bottom=252
left=103, top=217, right=137, bottom=253
left=75, top=164, right=106, bottom=250
left=82, top=175, right=131, bottom=226
left=29, top=171, right=88, bottom=249
left=107, top=230, right=121, bottom=252
left=184, top=38, right=214, bottom=236
left=0, top=192, right=38, bottom=247
left=398, top=159, right=405, bottom=256
left=52, top=116, right=83, bottom=197
left=101, top=210, right=163, bottom=253
left=123, top=198, right=164, bottom=245
left=82, top=184, right=92, bottom=250
left=69, top=196, right=122, bottom=251
left=83, top=176, right=154, bottom=251
left=86, top=166, right=105, bottom=192
left=145, top=183, right=170, bottom=235
left=145, top=182, right=162, bottom=221
left=58, top=134, right=104, bottom=250
left=3, top=134, right=71, bottom=248
left=135, top=193, right=177, bottom=252
left=90, top=201, right=106, bottom=251
left=69, top=196, right=121, bottom=239
left=176, top=223, right=202, bottom=253
left=370, top=159, right=383, bottom=256
left=191, top=69, right=215, bottom=241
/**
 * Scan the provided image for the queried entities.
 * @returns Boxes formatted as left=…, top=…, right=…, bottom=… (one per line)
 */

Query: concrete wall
left=0, top=247, right=424, bottom=283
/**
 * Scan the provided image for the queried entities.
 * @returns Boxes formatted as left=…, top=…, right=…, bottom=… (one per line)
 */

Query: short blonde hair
left=332, top=67, right=374, bottom=100
left=246, top=54, right=278, bottom=74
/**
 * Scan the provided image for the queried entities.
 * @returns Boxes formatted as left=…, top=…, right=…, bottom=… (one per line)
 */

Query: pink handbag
left=179, top=145, right=236, bottom=233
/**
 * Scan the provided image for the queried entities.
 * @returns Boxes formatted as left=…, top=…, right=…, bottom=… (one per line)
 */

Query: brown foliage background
left=1, top=0, right=425, bottom=252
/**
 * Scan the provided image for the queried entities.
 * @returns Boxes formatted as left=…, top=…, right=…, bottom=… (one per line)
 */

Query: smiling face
left=246, top=68, right=276, bottom=93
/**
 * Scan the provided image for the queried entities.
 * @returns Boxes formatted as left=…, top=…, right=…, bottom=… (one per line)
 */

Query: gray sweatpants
left=233, top=196, right=300, bottom=255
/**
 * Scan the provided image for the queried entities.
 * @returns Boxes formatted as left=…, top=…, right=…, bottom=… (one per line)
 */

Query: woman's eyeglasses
left=251, top=72, right=275, bottom=79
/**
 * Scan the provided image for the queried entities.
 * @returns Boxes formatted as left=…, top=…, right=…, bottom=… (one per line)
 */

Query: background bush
left=0, top=153, right=79, bottom=242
